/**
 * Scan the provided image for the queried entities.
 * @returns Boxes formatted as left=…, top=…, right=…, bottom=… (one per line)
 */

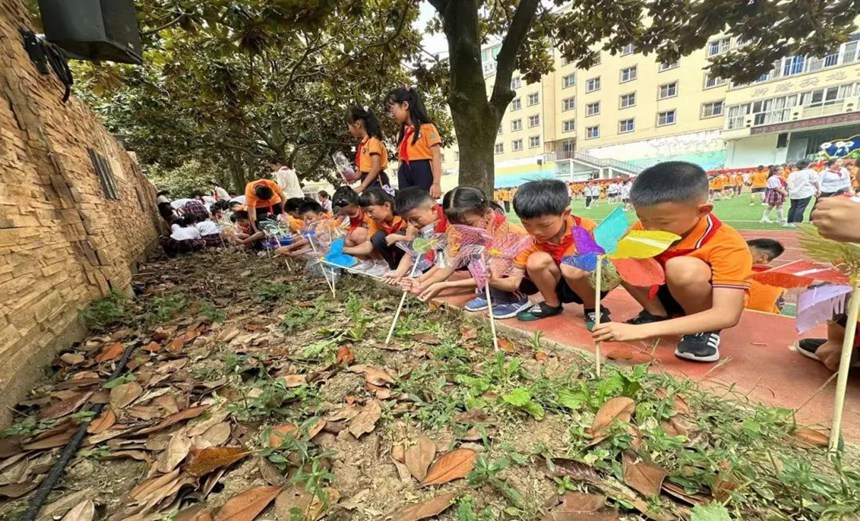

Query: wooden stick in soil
left=386, top=259, right=422, bottom=345
left=485, top=281, right=499, bottom=352
left=829, top=281, right=860, bottom=451
left=593, top=258, right=603, bottom=377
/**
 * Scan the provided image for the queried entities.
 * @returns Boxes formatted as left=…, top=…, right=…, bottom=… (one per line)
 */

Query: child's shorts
left=654, top=284, right=686, bottom=317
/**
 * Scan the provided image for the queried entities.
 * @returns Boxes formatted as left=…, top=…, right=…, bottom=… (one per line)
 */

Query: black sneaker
left=517, top=301, right=563, bottom=322
left=584, top=308, right=612, bottom=331
left=797, top=339, right=826, bottom=361
left=675, top=332, right=721, bottom=362
left=625, top=310, right=668, bottom=325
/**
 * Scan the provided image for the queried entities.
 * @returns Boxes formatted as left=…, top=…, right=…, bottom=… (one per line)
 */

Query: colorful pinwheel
left=450, top=222, right=534, bottom=351
left=562, top=207, right=680, bottom=376
left=753, top=227, right=860, bottom=450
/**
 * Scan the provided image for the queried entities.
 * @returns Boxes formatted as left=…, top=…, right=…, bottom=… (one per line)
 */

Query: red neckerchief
left=433, top=205, right=447, bottom=233
left=381, top=216, right=404, bottom=235
left=539, top=215, right=582, bottom=264
left=399, top=126, right=416, bottom=165
left=828, top=167, right=843, bottom=178
left=654, top=214, right=722, bottom=266
left=751, top=265, right=770, bottom=273
left=356, top=136, right=369, bottom=172
left=488, top=211, right=506, bottom=231
left=348, top=208, right=366, bottom=232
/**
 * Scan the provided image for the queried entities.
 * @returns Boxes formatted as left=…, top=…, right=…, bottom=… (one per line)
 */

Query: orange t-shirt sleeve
left=364, top=215, right=379, bottom=236
left=707, top=231, right=753, bottom=290
left=513, top=243, right=537, bottom=269
left=367, top=138, right=384, bottom=157
left=422, top=124, right=442, bottom=149
left=746, top=280, right=784, bottom=314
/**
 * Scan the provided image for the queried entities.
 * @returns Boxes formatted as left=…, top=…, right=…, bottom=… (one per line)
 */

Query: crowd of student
left=152, top=86, right=860, bottom=372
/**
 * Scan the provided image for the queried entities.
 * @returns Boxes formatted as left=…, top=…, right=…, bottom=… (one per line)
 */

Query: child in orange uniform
left=348, top=107, right=392, bottom=194
left=331, top=186, right=385, bottom=275
left=386, top=87, right=443, bottom=198
left=592, top=162, right=753, bottom=362
left=745, top=238, right=786, bottom=314
left=343, top=188, right=407, bottom=271
left=749, top=166, right=769, bottom=206
left=384, top=187, right=450, bottom=284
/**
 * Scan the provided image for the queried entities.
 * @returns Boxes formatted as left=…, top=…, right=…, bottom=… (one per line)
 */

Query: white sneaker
left=365, top=262, right=389, bottom=277
left=760, top=217, right=772, bottom=223
left=351, top=260, right=374, bottom=273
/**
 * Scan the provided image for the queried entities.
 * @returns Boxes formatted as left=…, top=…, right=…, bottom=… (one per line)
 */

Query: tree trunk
left=437, top=0, right=500, bottom=196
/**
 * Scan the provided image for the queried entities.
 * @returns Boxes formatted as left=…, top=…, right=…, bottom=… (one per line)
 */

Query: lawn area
left=506, top=193, right=813, bottom=232
left=2, top=251, right=857, bottom=520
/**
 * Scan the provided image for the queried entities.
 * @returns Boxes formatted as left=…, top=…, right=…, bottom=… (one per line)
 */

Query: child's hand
left=385, top=235, right=402, bottom=246
left=383, top=274, right=402, bottom=285
left=591, top=323, right=645, bottom=343
left=812, top=197, right=860, bottom=243
left=418, top=283, right=445, bottom=302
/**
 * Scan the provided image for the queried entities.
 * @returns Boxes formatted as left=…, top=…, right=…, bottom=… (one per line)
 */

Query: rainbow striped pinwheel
left=561, top=207, right=680, bottom=376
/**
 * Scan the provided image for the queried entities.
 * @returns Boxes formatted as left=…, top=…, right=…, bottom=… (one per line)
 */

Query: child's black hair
left=157, top=190, right=170, bottom=197
left=284, top=197, right=305, bottom=214
left=512, top=179, right=570, bottom=219
left=629, top=161, right=709, bottom=207
left=298, top=200, right=324, bottom=215
left=442, top=186, right=501, bottom=224
left=179, top=214, right=198, bottom=226
left=233, top=210, right=250, bottom=220
left=332, top=186, right=360, bottom=213
left=394, top=187, right=434, bottom=215
left=348, top=107, right=383, bottom=140
left=386, top=87, right=432, bottom=145
left=318, top=190, right=330, bottom=199
left=796, top=158, right=811, bottom=169
left=359, top=187, right=395, bottom=208
left=254, top=184, right=274, bottom=201
left=747, top=238, right=785, bottom=262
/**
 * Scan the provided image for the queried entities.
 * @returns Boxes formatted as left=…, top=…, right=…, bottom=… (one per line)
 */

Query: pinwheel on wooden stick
left=561, top=207, right=680, bottom=376
left=449, top=222, right=534, bottom=351
left=751, top=227, right=860, bottom=450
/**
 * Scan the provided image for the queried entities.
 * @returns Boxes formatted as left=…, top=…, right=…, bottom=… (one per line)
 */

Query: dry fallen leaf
left=498, top=338, right=516, bottom=353
left=59, top=499, right=95, bottom=521
left=200, top=422, right=232, bottom=447
left=589, top=397, right=636, bottom=445
left=156, top=434, right=192, bottom=473
left=404, top=437, right=436, bottom=482
left=186, top=447, right=249, bottom=477
left=793, top=427, right=829, bottom=448
left=460, top=328, right=478, bottom=342
left=36, top=489, right=96, bottom=521
left=279, top=375, right=307, bottom=388
left=0, top=481, right=40, bottom=498
left=363, top=367, right=395, bottom=387
left=422, top=449, right=476, bottom=486
left=534, top=351, right=548, bottom=362
left=336, top=345, right=355, bottom=366
left=39, top=392, right=93, bottom=420
left=395, top=492, right=457, bottom=521
left=348, top=400, right=382, bottom=438
left=137, top=405, right=210, bottom=435
left=214, top=486, right=282, bottom=521
left=622, top=451, right=667, bottom=497
left=109, top=382, right=143, bottom=411
left=60, top=353, right=86, bottom=366
left=268, top=425, right=299, bottom=448
left=86, top=409, right=116, bottom=434
left=558, top=492, right=606, bottom=512
left=606, top=347, right=635, bottom=361
left=412, top=333, right=441, bottom=345
left=274, top=485, right=340, bottom=521
left=95, top=342, right=124, bottom=363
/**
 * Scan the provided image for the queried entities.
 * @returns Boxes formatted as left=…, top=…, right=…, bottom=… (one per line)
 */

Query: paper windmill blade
left=396, top=233, right=450, bottom=272
left=750, top=260, right=850, bottom=289
left=324, top=237, right=357, bottom=268
left=796, top=284, right=853, bottom=333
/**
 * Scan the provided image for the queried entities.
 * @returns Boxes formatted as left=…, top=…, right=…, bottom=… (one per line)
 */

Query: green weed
left=143, top=293, right=186, bottom=324
left=80, top=289, right=129, bottom=331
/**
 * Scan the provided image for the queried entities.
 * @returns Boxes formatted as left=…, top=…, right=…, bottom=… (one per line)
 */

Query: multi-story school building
left=440, top=18, right=860, bottom=189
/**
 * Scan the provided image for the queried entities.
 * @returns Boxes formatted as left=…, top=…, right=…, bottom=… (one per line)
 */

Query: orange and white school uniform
left=356, top=136, right=390, bottom=192
left=397, top=123, right=442, bottom=192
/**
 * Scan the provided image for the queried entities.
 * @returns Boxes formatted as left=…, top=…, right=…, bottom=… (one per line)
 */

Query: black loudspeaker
left=776, top=133, right=788, bottom=148
left=37, top=0, right=142, bottom=64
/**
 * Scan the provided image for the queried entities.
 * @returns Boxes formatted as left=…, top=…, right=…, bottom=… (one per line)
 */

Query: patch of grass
left=80, top=289, right=129, bottom=331
left=198, top=301, right=227, bottom=323
left=255, top=282, right=294, bottom=302
left=143, top=293, right=186, bottom=324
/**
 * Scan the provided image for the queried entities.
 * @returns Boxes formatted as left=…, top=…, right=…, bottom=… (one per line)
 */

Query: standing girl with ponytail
left=386, top=87, right=443, bottom=198
left=347, top=107, right=393, bottom=194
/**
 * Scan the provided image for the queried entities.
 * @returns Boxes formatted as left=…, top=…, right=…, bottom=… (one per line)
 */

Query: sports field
left=506, top=192, right=814, bottom=231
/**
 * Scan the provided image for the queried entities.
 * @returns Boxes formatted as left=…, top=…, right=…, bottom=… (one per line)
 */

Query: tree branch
left=489, top=0, right=540, bottom=112
left=363, top=2, right=411, bottom=51
left=141, top=15, right=184, bottom=36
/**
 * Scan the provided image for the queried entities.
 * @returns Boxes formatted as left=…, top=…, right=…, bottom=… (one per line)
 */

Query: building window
left=618, top=119, right=635, bottom=134
left=657, top=110, right=676, bottom=126
left=494, top=143, right=504, bottom=154
left=586, top=126, right=600, bottom=139
left=511, top=76, right=522, bottom=89
left=88, top=149, right=120, bottom=200
left=512, top=139, right=523, bottom=152
left=528, top=114, right=540, bottom=128
left=561, top=55, right=571, bottom=66
left=511, top=98, right=521, bottom=111
left=562, top=97, right=576, bottom=111
left=701, top=100, right=724, bottom=118
left=707, top=38, right=730, bottom=57
left=454, top=151, right=460, bottom=161
left=658, top=82, right=678, bottom=99
left=562, top=120, right=575, bottom=133
left=620, top=66, right=637, bottom=83
left=586, top=101, right=600, bottom=116
left=529, top=136, right=541, bottom=148
left=619, top=93, right=636, bottom=108
left=703, top=73, right=727, bottom=89
left=497, top=125, right=503, bottom=135
left=527, top=92, right=540, bottom=106
left=621, top=44, right=635, bottom=56
left=563, top=73, right=576, bottom=88
left=586, top=77, right=601, bottom=93
left=511, top=119, right=522, bottom=131
left=659, top=61, right=679, bottom=72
